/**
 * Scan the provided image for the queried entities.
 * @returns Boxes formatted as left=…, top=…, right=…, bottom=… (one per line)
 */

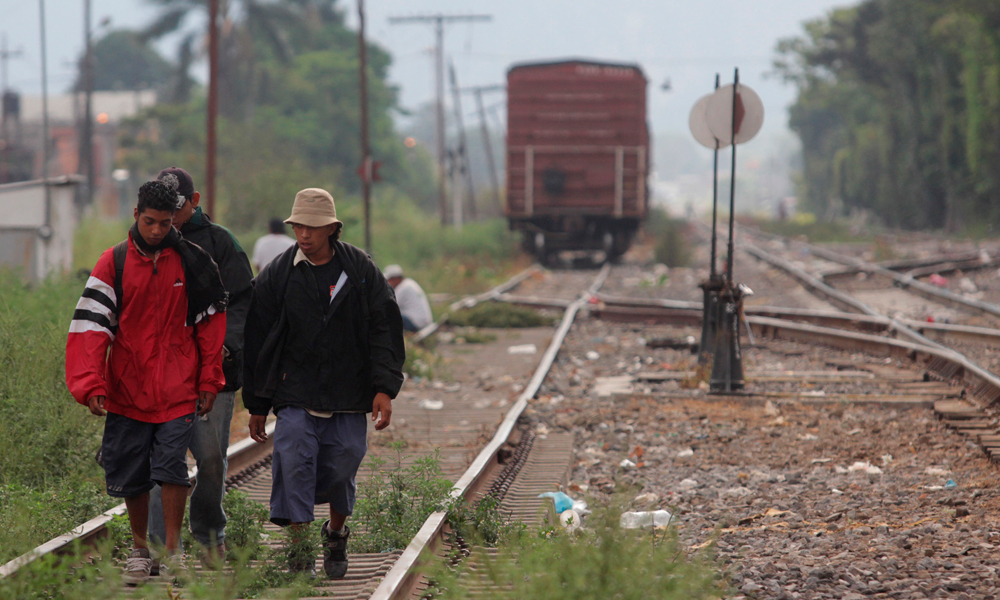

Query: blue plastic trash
left=538, top=491, right=574, bottom=514
left=944, top=479, right=957, bottom=489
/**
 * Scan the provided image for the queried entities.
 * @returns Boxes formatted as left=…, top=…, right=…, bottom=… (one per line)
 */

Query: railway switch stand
left=710, top=282, right=746, bottom=393
left=698, top=274, right=726, bottom=364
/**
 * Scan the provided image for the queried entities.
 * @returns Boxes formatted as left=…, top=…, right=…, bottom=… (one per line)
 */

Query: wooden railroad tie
left=933, top=399, right=1000, bottom=462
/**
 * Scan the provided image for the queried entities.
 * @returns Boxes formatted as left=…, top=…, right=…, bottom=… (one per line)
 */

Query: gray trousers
left=148, top=391, right=235, bottom=548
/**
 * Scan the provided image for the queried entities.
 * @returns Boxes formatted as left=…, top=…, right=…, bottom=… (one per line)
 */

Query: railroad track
left=10, top=237, right=1000, bottom=598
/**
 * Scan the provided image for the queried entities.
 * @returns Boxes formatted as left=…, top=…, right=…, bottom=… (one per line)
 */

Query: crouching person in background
left=65, top=179, right=228, bottom=586
left=243, top=188, right=405, bottom=579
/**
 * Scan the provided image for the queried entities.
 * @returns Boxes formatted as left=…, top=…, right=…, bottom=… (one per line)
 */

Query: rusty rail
left=368, top=263, right=611, bottom=600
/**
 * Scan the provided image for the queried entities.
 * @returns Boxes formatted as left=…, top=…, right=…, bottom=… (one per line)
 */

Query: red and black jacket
left=66, top=233, right=226, bottom=423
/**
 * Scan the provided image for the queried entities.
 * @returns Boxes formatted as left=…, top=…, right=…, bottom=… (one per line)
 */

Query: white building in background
left=0, top=177, right=79, bottom=281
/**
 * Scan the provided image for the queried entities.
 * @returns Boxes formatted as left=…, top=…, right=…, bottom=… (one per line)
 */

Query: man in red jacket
left=66, top=179, right=228, bottom=585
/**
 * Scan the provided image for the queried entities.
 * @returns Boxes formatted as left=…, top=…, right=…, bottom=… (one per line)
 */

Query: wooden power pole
left=358, top=0, right=371, bottom=252
left=205, top=0, right=219, bottom=216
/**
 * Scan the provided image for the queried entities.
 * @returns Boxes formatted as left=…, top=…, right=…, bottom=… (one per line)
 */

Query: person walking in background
left=66, top=179, right=228, bottom=585
left=243, top=188, right=404, bottom=579
left=146, top=167, right=253, bottom=570
left=253, top=218, right=297, bottom=272
left=384, top=264, right=433, bottom=332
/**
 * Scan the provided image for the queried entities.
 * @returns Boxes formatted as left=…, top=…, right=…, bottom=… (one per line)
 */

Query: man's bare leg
left=328, top=505, right=347, bottom=532
left=124, top=492, right=150, bottom=549
left=161, top=483, right=189, bottom=553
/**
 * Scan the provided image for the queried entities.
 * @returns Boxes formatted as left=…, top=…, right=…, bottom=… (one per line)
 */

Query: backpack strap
left=112, top=240, right=128, bottom=318
left=336, top=241, right=370, bottom=323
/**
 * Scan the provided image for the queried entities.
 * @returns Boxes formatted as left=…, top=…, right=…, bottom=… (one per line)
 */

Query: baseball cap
left=384, top=264, right=404, bottom=279
left=157, top=167, right=195, bottom=198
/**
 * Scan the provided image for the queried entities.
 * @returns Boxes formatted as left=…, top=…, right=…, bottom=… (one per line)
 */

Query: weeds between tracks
left=429, top=500, right=723, bottom=600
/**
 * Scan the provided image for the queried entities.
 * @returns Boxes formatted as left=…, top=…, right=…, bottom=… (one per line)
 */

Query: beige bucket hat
left=284, top=188, right=343, bottom=228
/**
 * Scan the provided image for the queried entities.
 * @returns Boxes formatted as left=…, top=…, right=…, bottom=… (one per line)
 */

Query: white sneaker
left=123, top=548, right=152, bottom=586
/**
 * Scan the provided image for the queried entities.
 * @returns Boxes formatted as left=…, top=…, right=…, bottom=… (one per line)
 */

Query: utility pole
left=205, top=0, right=219, bottom=216
left=39, top=0, right=51, bottom=253
left=448, top=61, right=475, bottom=222
left=79, top=0, right=94, bottom=207
left=460, top=83, right=504, bottom=213
left=387, top=13, right=491, bottom=226
left=357, top=0, right=371, bottom=253
left=1, top=34, right=25, bottom=183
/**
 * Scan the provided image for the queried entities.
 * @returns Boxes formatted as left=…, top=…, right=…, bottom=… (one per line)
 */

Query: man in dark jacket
left=244, top=187, right=404, bottom=579
left=147, top=167, right=254, bottom=566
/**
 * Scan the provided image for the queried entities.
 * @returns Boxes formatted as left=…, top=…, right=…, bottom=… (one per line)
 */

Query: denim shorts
left=269, top=407, right=368, bottom=526
left=102, top=411, right=195, bottom=498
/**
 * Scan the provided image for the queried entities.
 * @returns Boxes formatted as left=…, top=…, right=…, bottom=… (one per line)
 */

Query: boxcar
left=506, top=59, right=649, bottom=261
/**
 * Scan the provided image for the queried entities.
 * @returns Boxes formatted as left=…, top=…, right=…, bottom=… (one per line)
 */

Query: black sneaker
left=321, top=521, right=349, bottom=579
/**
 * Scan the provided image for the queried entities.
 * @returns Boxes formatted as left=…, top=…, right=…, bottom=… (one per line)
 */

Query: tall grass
left=433, top=503, right=723, bottom=600
left=0, top=273, right=114, bottom=564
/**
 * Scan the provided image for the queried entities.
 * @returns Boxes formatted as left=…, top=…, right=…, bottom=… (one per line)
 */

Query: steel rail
left=412, top=263, right=542, bottom=343
left=594, top=294, right=1000, bottom=347
left=589, top=294, right=1000, bottom=407
left=0, top=422, right=278, bottom=579
left=740, top=241, right=951, bottom=351
left=749, top=227, right=1000, bottom=321
left=369, top=263, right=611, bottom=600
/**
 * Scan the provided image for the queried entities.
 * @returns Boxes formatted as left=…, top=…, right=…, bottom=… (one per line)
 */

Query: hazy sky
left=2, top=0, right=851, bottom=137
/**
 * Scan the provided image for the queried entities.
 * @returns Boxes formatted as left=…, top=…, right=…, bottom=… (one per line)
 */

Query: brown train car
left=506, top=59, right=649, bottom=261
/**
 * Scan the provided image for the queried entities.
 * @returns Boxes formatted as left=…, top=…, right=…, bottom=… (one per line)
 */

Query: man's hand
left=197, top=391, right=217, bottom=416
left=372, top=393, right=392, bottom=430
left=88, top=395, right=106, bottom=417
left=249, top=415, right=268, bottom=443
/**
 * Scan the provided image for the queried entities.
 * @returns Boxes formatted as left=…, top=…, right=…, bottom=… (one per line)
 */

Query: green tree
left=775, top=0, right=1000, bottom=232
left=74, top=30, right=176, bottom=92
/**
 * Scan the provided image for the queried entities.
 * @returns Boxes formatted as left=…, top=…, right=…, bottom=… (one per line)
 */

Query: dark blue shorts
left=102, top=411, right=195, bottom=498
left=269, top=407, right=368, bottom=526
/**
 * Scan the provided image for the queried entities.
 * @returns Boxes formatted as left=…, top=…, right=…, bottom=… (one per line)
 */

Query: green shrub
left=349, top=442, right=455, bottom=553
left=448, top=302, right=551, bottom=329
left=446, top=495, right=524, bottom=547
left=223, top=489, right=270, bottom=560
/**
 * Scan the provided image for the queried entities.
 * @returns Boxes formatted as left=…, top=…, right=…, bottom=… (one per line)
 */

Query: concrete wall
left=0, top=177, right=79, bottom=281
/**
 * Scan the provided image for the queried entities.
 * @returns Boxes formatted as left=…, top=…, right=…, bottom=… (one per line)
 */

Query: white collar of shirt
left=293, top=247, right=335, bottom=266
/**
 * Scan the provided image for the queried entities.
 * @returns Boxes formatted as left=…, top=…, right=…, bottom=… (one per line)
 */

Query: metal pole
left=80, top=0, right=94, bottom=206
left=448, top=61, right=475, bottom=221
left=205, top=0, right=219, bottom=217
left=358, top=0, right=371, bottom=253
left=39, top=0, right=51, bottom=227
left=387, top=14, right=492, bottom=225
left=726, top=68, right=739, bottom=284
left=474, top=88, right=501, bottom=213
left=435, top=18, right=446, bottom=225
left=709, top=73, right=719, bottom=278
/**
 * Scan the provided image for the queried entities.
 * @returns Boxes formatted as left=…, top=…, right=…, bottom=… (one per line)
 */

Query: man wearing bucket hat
left=242, top=188, right=405, bottom=578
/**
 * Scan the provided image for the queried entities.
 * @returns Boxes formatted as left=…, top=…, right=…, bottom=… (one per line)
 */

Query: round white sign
left=688, top=93, right=727, bottom=150
left=706, top=83, right=764, bottom=145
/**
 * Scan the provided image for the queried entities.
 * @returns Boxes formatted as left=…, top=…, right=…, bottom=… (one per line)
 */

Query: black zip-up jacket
left=180, top=207, right=254, bottom=392
left=242, top=241, right=405, bottom=416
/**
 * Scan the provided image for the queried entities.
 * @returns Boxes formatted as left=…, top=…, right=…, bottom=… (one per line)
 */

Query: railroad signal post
left=690, top=74, right=724, bottom=364
left=690, top=68, right=764, bottom=392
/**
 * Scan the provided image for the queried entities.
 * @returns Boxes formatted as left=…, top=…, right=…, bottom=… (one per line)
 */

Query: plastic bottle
left=619, top=510, right=673, bottom=529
